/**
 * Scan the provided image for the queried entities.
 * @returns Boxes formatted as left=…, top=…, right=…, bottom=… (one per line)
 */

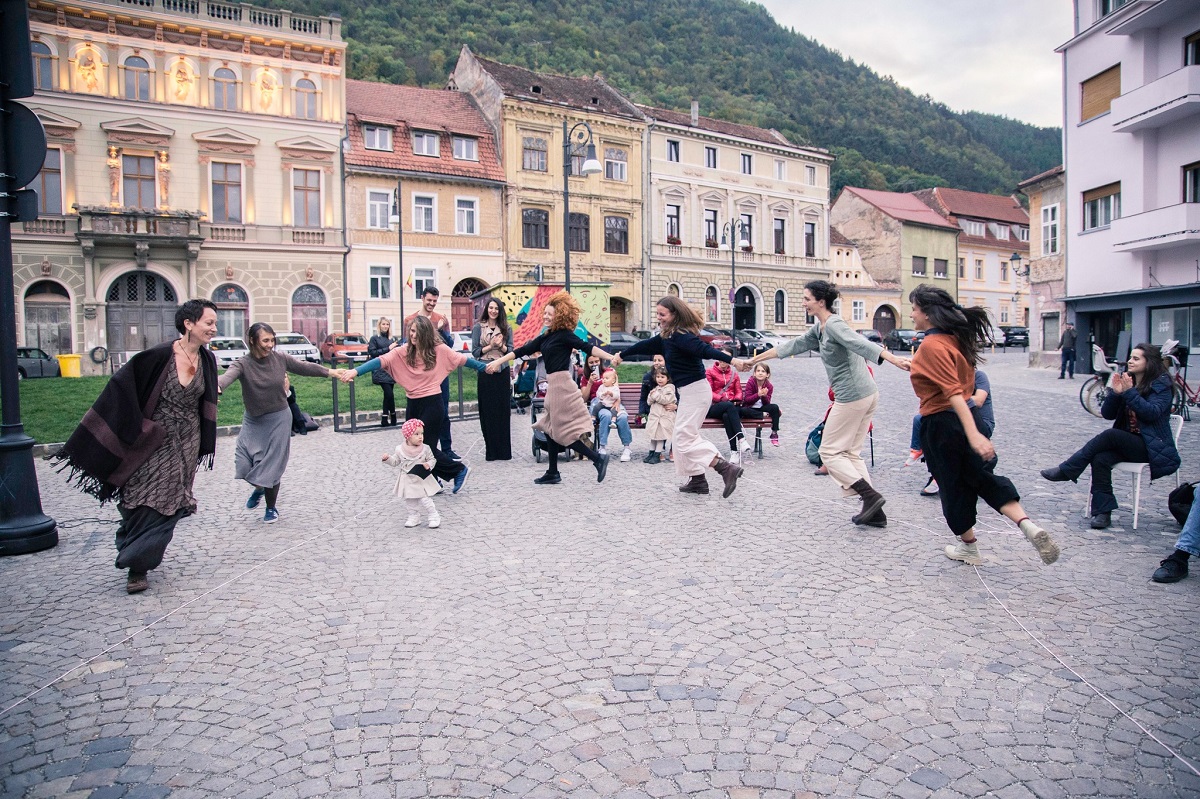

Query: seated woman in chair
left=1041, top=343, right=1180, bottom=529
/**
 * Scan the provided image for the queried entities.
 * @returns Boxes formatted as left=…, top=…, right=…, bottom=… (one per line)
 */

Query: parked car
left=883, top=328, right=923, bottom=352
left=746, top=329, right=790, bottom=350
left=16, top=347, right=60, bottom=379
left=998, top=326, right=1030, bottom=348
left=728, top=328, right=772, bottom=357
left=604, top=331, right=649, bottom=361
left=320, top=333, right=369, bottom=364
left=857, top=329, right=883, bottom=344
left=275, top=333, right=320, bottom=363
left=209, top=336, right=249, bottom=368
left=699, top=328, right=736, bottom=354
left=632, top=330, right=652, bottom=340
left=450, top=331, right=473, bottom=354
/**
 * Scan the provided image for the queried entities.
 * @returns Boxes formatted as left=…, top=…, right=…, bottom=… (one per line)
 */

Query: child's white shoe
left=427, top=515, right=441, bottom=529
left=598, top=446, right=607, bottom=457
left=620, top=447, right=631, bottom=462
left=404, top=514, right=420, bottom=528
left=729, top=451, right=741, bottom=465
left=740, top=437, right=752, bottom=454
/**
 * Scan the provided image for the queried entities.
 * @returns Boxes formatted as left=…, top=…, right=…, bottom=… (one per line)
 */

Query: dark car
left=857, top=329, right=883, bottom=344
left=999, top=326, right=1029, bottom=348
left=604, top=331, right=650, bottom=361
left=883, top=329, right=922, bottom=352
left=711, top=328, right=750, bottom=357
left=16, top=347, right=61, bottom=379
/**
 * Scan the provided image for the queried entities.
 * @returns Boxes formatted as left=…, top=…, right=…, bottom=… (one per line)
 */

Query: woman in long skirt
left=218, top=322, right=335, bottom=523
left=471, top=297, right=514, bottom=460
left=55, top=299, right=221, bottom=594
left=343, top=315, right=487, bottom=493
left=486, top=291, right=615, bottom=485
left=612, top=297, right=747, bottom=498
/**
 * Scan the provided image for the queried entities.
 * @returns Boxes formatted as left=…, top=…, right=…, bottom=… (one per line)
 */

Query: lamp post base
left=0, top=430, right=58, bottom=557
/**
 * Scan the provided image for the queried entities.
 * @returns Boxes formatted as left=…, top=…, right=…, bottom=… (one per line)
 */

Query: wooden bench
left=594, top=383, right=770, bottom=458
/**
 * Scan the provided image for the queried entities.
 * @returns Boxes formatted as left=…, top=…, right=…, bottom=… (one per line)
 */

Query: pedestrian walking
left=485, top=291, right=615, bottom=485
left=218, top=322, right=336, bottom=524
left=1058, top=321, right=1077, bottom=379
left=367, top=317, right=399, bottom=427
left=906, top=284, right=1059, bottom=566
left=749, top=281, right=909, bottom=527
left=55, top=299, right=221, bottom=594
left=343, top=316, right=486, bottom=494
left=612, top=296, right=748, bottom=498
left=1040, top=343, right=1180, bottom=529
left=471, top=297, right=514, bottom=460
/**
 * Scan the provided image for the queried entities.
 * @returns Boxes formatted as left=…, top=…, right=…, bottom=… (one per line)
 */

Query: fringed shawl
left=54, top=342, right=219, bottom=503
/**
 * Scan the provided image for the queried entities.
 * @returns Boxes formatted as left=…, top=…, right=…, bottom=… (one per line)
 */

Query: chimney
left=690, top=100, right=699, bottom=126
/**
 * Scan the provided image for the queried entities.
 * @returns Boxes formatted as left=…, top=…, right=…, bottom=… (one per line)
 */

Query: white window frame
left=705, top=146, right=717, bottom=169
left=455, top=197, right=479, bottom=235
left=369, top=265, right=392, bottom=300
left=741, top=153, right=753, bottom=175
left=367, top=190, right=391, bottom=230
left=974, top=259, right=984, bottom=280
left=1016, top=226, right=1029, bottom=242
left=667, top=140, right=680, bottom=162
left=412, top=194, right=436, bottom=233
left=1083, top=191, right=1120, bottom=230
left=805, top=165, right=817, bottom=185
left=413, top=267, right=437, bottom=300
left=452, top=136, right=478, bottom=161
left=774, top=160, right=786, bottom=180
left=363, top=126, right=392, bottom=152
left=852, top=300, right=865, bottom=322
left=413, top=131, right=440, bottom=157
left=961, top=219, right=985, bottom=236
left=604, top=158, right=627, bottom=182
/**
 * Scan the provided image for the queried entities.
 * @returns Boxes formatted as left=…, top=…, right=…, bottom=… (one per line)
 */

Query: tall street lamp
left=562, top=120, right=602, bottom=292
left=720, top=219, right=750, bottom=324
left=389, top=180, right=406, bottom=326
left=1010, top=252, right=1029, bottom=326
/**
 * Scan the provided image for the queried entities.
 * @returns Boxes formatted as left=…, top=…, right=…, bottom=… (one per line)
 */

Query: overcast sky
left=758, top=0, right=1074, bottom=128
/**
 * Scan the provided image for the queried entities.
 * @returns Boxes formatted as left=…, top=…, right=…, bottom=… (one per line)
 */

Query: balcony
left=649, top=242, right=824, bottom=271
left=78, top=206, right=203, bottom=239
left=105, top=0, right=341, bottom=41
left=1111, top=65, right=1200, bottom=132
left=20, top=217, right=73, bottom=235
left=1111, top=203, right=1200, bottom=252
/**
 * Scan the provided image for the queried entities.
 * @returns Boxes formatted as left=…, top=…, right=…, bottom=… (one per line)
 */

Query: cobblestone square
left=2, top=352, right=1198, bottom=798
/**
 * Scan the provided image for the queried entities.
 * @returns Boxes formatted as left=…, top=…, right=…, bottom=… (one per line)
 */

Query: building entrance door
left=873, top=305, right=897, bottom=335
left=23, top=281, right=72, bottom=354
left=105, top=272, right=179, bottom=353
left=291, top=285, right=328, bottom=343
left=733, top=288, right=757, bottom=330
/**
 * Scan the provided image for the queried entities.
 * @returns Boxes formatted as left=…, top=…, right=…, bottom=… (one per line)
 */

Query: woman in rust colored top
left=907, top=285, right=1059, bottom=568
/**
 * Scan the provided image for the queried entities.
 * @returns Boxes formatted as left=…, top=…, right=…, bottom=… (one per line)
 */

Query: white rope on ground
left=0, top=508, right=375, bottom=719
left=739, top=470, right=1200, bottom=779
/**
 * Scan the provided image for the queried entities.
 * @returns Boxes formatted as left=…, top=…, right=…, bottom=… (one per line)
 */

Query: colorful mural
left=480, top=283, right=611, bottom=348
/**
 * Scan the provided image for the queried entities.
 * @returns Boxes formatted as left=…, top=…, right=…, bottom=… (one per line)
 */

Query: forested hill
left=280, top=0, right=1062, bottom=196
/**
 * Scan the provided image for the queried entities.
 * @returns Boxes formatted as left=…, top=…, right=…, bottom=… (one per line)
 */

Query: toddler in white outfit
left=383, top=418, right=441, bottom=528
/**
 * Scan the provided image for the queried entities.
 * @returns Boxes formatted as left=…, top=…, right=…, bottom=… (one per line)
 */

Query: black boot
left=712, top=457, right=743, bottom=499
left=534, top=471, right=562, bottom=485
left=679, top=474, right=710, bottom=494
left=380, top=414, right=390, bottom=427
left=1152, top=550, right=1190, bottom=583
left=859, top=508, right=888, bottom=528
left=850, top=479, right=886, bottom=524
left=1040, top=466, right=1077, bottom=483
left=390, top=411, right=399, bottom=427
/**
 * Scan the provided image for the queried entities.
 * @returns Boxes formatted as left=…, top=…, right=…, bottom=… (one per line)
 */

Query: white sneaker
left=427, top=515, right=441, bottom=529
left=598, top=446, right=607, bottom=457
left=729, top=452, right=741, bottom=465
left=620, top=447, right=631, bottom=462
left=404, top=515, right=420, bottom=528
left=740, top=437, right=752, bottom=453
left=944, top=540, right=982, bottom=566
left=610, top=420, right=618, bottom=429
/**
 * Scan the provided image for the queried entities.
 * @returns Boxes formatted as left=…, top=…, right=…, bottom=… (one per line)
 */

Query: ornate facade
left=17, top=0, right=346, bottom=371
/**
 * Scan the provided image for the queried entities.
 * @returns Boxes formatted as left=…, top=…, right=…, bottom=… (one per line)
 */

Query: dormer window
left=989, top=222, right=1009, bottom=241
left=364, top=125, right=392, bottom=152
left=960, top=219, right=985, bottom=237
left=452, top=136, right=478, bottom=161
left=413, top=131, right=439, bottom=157
left=531, top=85, right=542, bottom=94
left=590, top=97, right=599, bottom=104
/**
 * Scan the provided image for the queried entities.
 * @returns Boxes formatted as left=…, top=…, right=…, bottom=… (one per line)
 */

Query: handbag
left=805, top=421, right=825, bottom=465
left=1168, top=481, right=1195, bottom=526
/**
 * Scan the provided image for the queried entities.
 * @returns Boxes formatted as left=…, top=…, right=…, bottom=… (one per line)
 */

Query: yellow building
left=344, top=80, right=506, bottom=335
left=449, top=46, right=646, bottom=333
left=827, top=228, right=903, bottom=335
left=16, top=0, right=346, bottom=371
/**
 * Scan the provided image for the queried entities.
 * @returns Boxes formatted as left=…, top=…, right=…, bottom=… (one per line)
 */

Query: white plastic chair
left=1085, top=414, right=1185, bottom=529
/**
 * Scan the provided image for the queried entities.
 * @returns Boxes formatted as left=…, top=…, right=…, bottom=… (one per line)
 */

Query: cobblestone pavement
left=2, top=351, right=1198, bottom=799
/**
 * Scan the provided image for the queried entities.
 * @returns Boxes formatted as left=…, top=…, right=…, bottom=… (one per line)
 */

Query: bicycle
left=1079, top=343, right=1118, bottom=418
left=1163, top=338, right=1196, bottom=421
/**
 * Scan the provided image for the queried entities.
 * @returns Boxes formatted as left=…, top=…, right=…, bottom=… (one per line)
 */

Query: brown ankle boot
left=850, top=479, right=886, bottom=524
left=679, top=474, right=710, bottom=494
left=712, top=458, right=744, bottom=499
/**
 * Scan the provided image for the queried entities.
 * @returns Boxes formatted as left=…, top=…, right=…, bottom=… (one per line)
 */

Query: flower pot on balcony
left=666, top=236, right=681, bottom=245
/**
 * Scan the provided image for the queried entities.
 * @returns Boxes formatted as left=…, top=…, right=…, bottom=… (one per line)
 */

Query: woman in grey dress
left=218, top=322, right=336, bottom=523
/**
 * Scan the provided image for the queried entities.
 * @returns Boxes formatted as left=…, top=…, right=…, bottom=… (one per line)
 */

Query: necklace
left=176, top=340, right=198, bottom=379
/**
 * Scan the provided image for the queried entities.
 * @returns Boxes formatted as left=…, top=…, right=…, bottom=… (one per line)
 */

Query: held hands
left=485, top=360, right=503, bottom=374
left=338, top=369, right=357, bottom=384
left=610, top=354, right=622, bottom=367
left=731, top=358, right=750, bottom=372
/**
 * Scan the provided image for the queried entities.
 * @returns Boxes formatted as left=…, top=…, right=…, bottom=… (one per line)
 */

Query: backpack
left=805, top=421, right=825, bottom=465
left=1168, top=481, right=1195, bottom=526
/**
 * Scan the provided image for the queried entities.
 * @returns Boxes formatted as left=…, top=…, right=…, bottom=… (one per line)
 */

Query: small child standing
left=643, top=366, right=677, bottom=464
left=383, top=418, right=441, bottom=528
left=594, top=368, right=633, bottom=461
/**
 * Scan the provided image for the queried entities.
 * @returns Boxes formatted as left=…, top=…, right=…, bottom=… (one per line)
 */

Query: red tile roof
left=637, top=104, right=796, bottom=149
left=344, top=80, right=505, bottom=182
left=840, top=187, right=959, bottom=231
left=829, top=226, right=854, bottom=246
left=912, top=187, right=1028, bottom=225
left=471, top=54, right=643, bottom=121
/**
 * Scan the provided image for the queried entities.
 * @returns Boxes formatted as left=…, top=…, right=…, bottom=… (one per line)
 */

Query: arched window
left=667, top=282, right=681, bottom=298
left=31, top=42, right=54, bottom=90
left=213, top=67, right=237, bottom=111
left=774, top=290, right=786, bottom=324
left=24, top=280, right=72, bottom=355
left=124, top=55, right=150, bottom=101
left=294, top=78, right=318, bottom=120
left=705, top=286, right=718, bottom=324
left=291, top=284, right=327, bottom=345
left=211, top=283, right=249, bottom=339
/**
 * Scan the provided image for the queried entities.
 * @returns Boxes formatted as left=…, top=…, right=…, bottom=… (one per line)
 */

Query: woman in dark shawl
left=55, top=299, right=220, bottom=594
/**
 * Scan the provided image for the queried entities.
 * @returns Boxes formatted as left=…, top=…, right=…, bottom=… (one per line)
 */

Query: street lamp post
left=389, top=180, right=406, bottom=327
left=1010, top=252, right=1029, bottom=326
left=720, top=219, right=750, bottom=324
left=562, top=120, right=602, bottom=292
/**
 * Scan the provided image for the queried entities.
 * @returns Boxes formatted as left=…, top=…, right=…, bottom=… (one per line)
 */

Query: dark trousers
left=1060, top=347, right=1076, bottom=378
left=739, top=403, right=781, bottom=431
left=546, top=438, right=599, bottom=476
left=920, top=411, right=1020, bottom=536
left=707, top=401, right=744, bottom=446
left=439, top=378, right=453, bottom=451
left=406, top=394, right=464, bottom=482
left=115, top=505, right=189, bottom=573
left=1060, top=427, right=1148, bottom=514
left=380, top=383, right=396, bottom=417
left=476, top=368, right=512, bottom=461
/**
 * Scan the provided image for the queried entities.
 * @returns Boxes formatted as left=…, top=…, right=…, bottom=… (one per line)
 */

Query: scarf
left=54, top=341, right=219, bottom=503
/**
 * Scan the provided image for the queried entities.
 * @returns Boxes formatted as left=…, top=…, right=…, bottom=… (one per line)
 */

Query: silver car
left=275, top=333, right=321, bottom=363
left=16, top=347, right=61, bottom=379
left=209, top=336, right=249, bottom=368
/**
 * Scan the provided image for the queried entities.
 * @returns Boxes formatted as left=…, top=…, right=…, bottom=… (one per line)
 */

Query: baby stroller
left=513, top=361, right=536, bottom=414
